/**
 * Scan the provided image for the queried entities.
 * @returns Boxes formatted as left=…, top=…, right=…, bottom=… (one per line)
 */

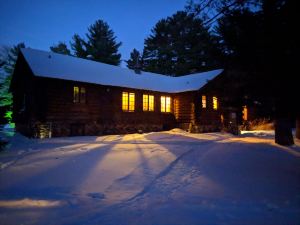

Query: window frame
left=143, top=94, right=155, bottom=112
left=122, top=91, right=135, bottom=112
left=202, top=95, right=207, bottom=109
left=213, top=96, right=218, bottom=110
left=73, top=86, right=86, bottom=104
left=242, top=105, right=248, bottom=121
left=161, top=96, right=171, bottom=113
left=73, top=86, right=80, bottom=103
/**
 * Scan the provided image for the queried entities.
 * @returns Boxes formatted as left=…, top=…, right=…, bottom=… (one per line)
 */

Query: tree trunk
left=296, top=117, right=300, bottom=140
left=275, top=118, right=294, bottom=146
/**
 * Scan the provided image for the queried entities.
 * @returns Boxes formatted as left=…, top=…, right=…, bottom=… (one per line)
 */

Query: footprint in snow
left=87, top=192, right=105, bottom=200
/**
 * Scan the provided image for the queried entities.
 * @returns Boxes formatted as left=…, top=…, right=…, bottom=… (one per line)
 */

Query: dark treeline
left=50, top=20, right=122, bottom=66
left=186, top=0, right=297, bottom=145
left=1, top=0, right=298, bottom=145
left=126, top=0, right=297, bottom=145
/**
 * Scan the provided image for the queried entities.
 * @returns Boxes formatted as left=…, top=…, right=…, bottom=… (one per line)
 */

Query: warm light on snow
left=0, top=130, right=299, bottom=224
left=0, top=198, right=62, bottom=208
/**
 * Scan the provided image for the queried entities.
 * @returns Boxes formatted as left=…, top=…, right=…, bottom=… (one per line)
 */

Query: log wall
left=12, top=56, right=222, bottom=137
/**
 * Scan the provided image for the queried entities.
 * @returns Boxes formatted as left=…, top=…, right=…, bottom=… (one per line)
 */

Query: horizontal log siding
left=194, top=91, right=222, bottom=132
left=174, top=92, right=196, bottom=124
left=35, top=78, right=176, bottom=136
left=13, top=56, right=222, bottom=137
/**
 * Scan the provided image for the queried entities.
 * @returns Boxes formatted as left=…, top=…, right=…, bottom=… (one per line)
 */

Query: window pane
left=129, top=93, right=135, bottom=111
left=242, top=105, right=248, bottom=121
left=80, top=87, right=86, bottom=103
left=73, top=86, right=79, bottom=103
left=161, top=96, right=166, bottom=112
left=166, top=97, right=171, bottom=112
left=149, top=95, right=154, bottom=111
left=202, top=95, right=206, bottom=108
left=213, top=96, right=218, bottom=110
left=143, top=94, right=148, bottom=111
left=122, top=92, right=128, bottom=111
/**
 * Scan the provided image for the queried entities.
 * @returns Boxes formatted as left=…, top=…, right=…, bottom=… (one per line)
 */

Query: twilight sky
left=0, top=0, right=187, bottom=66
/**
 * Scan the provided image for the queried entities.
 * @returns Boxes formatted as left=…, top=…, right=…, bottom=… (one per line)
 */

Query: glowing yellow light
left=129, top=93, right=135, bottom=111
left=73, top=86, right=79, bottom=103
left=166, top=96, right=171, bottom=112
left=0, top=198, right=62, bottom=208
left=122, top=92, right=128, bottom=111
left=202, top=95, right=206, bottom=108
left=161, top=96, right=165, bottom=112
left=149, top=95, right=154, bottom=111
left=242, top=105, right=248, bottom=121
left=143, top=94, right=154, bottom=111
left=143, top=94, right=148, bottom=111
left=122, top=92, right=135, bottom=111
left=213, top=96, right=218, bottom=110
left=161, top=96, right=171, bottom=112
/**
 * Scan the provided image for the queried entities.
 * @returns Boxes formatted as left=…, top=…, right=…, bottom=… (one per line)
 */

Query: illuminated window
left=143, top=94, right=148, bottom=111
left=143, top=94, right=154, bottom=111
left=161, top=96, right=171, bottom=112
left=242, top=105, right=248, bottom=121
left=73, top=86, right=79, bottom=103
left=213, top=96, right=218, bottom=110
left=161, top=96, right=165, bottom=112
left=73, top=86, right=86, bottom=103
left=122, top=92, right=135, bottom=112
left=149, top=95, right=154, bottom=111
left=122, top=92, right=128, bottom=111
left=202, top=95, right=206, bottom=108
left=129, top=93, right=135, bottom=111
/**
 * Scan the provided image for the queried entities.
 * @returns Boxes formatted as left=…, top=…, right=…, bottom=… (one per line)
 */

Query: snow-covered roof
left=20, top=48, right=223, bottom=93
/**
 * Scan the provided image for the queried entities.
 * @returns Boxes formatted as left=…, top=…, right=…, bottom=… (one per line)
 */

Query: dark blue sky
left=0, top=0, right=187, bottom=66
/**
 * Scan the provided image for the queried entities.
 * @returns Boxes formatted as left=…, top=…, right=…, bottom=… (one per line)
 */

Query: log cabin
left=11, top=48, right=224, bottom=138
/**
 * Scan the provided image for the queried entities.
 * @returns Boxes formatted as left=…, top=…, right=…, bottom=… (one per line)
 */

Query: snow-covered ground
left=0, top=129, right=300, bottom=225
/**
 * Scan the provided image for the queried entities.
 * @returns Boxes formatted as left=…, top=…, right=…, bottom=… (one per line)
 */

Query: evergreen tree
left=50, top=42, right=71, bottom=55
left=214, top=0, right=297, bottom=145
left=215, top=9, right=264, bottom=69
left=70, top=34, right=88, bottom=58
left=0, top=43, right=25, bottom=125
left=69, top=20, right=122, bottom=65
left=126, top=49, right=143, bottom=71
left=185, top=0, right=261, bottom=27
left=143, top=11, right=221, bottom=76
left=85, top=20, right=122, bottom=65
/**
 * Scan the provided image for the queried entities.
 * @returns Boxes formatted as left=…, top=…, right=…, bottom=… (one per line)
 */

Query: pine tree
left=85, top=20, right=122, bottom=65
left=0, top=43, right=25, bottom=125
left=50, top=42, right=71, bottom=55
left=215, top=1, right=297, bottom=145
left=126, top=49, right=143, bottom=71
left=69, top=20, right=122, bottom=65
left=70, top=34, right=88, bottom=58
left=143, top=11, right=221, bottom=76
